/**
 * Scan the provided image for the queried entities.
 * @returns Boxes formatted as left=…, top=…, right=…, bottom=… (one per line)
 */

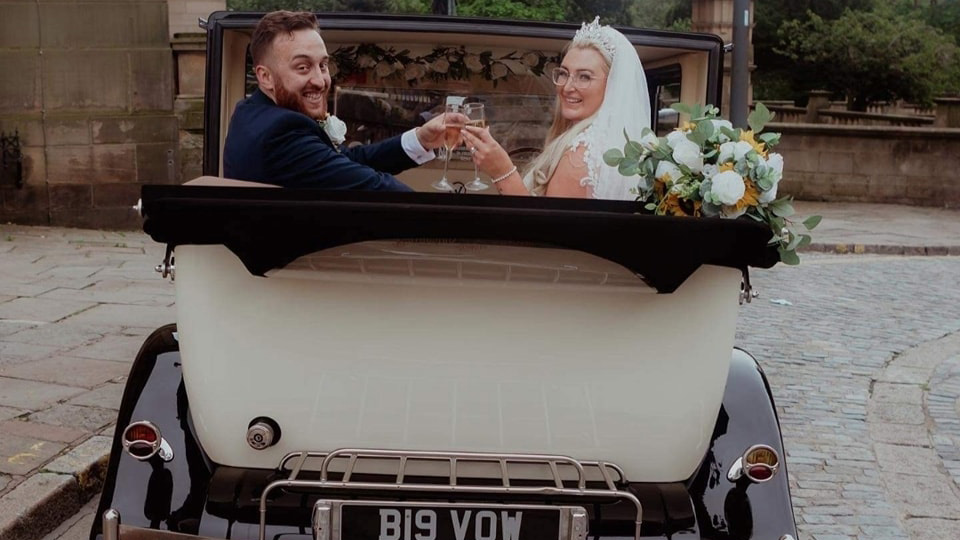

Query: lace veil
left=523, top=19, right=651, bottom=200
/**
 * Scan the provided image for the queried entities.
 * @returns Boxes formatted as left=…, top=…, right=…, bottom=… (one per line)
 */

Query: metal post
left=447, top=0, right=456, bottom=16
left=730, top=0, right=750, bottom=127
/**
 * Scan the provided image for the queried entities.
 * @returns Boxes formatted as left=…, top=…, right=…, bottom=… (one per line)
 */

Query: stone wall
left=776, top=124, right=960, bottom=208
left=0, top=0, right=179, bottom=229
left=168, top=0, right=224, bottom=38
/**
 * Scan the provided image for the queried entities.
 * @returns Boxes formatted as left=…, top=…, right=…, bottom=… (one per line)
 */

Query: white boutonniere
left=318, top=114, right=347, bottom=146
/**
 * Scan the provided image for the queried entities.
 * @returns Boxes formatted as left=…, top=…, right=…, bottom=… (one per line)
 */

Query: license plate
left=315, top=500, right=585, bottom=540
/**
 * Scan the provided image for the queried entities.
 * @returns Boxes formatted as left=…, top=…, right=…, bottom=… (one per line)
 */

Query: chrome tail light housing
left=121, top=420, right=173, bottom=462
left=727, top=444, right=780, bottom=483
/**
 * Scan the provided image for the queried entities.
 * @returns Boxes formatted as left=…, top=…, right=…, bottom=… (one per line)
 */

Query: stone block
left=45, top=145, right=92, bottom=184
left=781, top=148, right=820, bottom=173
left=39, top=1, right=168, bottom=49
left=49, top=207, right=141, bottom=230
left=136, top=142, right=180, bottom=184
left=828, top=176, right=869, bottom=199
left=0, top=433, right=65, bottom=474
left=0, top=51, right=41, bottom=112
left=42, top=50, right=129, bottom=110
left=0, top=377, right=85, bottom=410
left=43, top=118, right=90, bottom=146
left=0, top=296, right=95, bottom=323
left=91, top=115, right=178, bottom=144
left=20, top=145, right=46, bottom=186
left=176, top=50, right=207, bottom=97
left=92, top=144, right=138, bottom=183
left=44, top=435, right=111, bottom=495
left=0, top=116, right=44, bottom=146
left=67, top=382, right=124, bottom=409
left=0, top=472, right=80, bottom=540
left=131, top=49, right=175, bottom=111
left=28, top=404, right=117, bottom=432
left=818, top=151, right=854, bottom=174
left=175, top=97, right=205, bottom=131
left=0, top=419, right=85, bottom=444
left=867, top=177, right=907, bottom=201
left=0, top=3, right=40, bottom=48
left=871, top=382, right=923, bottom=404
left=0, top=356, right=128, bottom=388
left=875, top=444, right=941, bottom=476
left=93, top=183, right=141, bottom=208
left=48, top=184, right=92, bottom=210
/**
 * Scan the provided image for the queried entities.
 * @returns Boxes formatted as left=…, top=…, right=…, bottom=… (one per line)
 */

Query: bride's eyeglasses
left=551, top=67, right=601, bottom=89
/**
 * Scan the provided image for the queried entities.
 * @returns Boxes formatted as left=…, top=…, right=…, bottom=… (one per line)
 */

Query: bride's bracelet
left=490, top=166, right=517, bottom=184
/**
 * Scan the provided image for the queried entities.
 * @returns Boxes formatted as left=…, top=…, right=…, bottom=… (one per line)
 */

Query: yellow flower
left=719, top=162, right=735, bottom=173
left=661, top=193, right=702, bottom=217
left=735, top=179, right=760, bottom=212
left=740, top=130, right=767, bottom=157
left=679, top=121, right=696, bottom=132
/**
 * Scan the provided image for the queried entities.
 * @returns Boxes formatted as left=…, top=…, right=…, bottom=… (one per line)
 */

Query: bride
left=461, top=18, right=651, bottom=200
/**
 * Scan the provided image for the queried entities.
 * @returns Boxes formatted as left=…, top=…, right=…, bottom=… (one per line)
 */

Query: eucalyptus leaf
left=778, top=247, right=800, bottom=266
left=618, top=158, right=640, bottom=177
left=758, top=132, right=780, bottom=145
left=803, top=215, right=823, bottom=230
left=603, top=148, right=624, bottom=166
left=748, top=103, right=775, bottom=133
left=671, top=103, right=693, bottom=115
left=797, top=234, right=813, bottom=249
left=770, top=200, right=795, bottom=218
left=720, top=127, right=740, bottom=141
left=644, top=203, right=657, bottom=211
left=625, top=140, right=644, bottom=161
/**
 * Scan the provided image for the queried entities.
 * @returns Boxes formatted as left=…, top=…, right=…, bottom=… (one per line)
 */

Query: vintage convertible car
left=92, top=11, right=796, bottom=540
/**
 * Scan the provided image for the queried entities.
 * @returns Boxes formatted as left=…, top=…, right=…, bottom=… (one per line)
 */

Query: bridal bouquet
left=603, top=103, right=820, bottom=265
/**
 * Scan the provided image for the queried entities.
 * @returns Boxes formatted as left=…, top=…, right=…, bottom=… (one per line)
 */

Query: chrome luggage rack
left=258, top=448, right=643, bottom=540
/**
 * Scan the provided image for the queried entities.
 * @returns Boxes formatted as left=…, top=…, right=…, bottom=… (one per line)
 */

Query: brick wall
left=776, top=124, right=960, bottom=208
left=0, top=0, right=179, bottom=229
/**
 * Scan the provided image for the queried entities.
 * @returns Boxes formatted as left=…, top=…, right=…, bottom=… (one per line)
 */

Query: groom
left=223, top=11, right=451, bottom=190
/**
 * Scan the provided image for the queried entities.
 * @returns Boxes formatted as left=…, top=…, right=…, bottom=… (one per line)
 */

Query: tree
left=456, top=0, right=569, bottom=21
left=776, top=7, right=960, bottom=109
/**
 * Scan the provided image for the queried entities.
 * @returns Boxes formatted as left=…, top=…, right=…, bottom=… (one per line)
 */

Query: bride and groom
left=222, top=11, right=651, bottom=201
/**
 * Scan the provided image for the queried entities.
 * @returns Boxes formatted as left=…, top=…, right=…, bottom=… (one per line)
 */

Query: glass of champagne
left=463, top=103, right=489, bottom=191
left=431, top=103, right=464, bottom=192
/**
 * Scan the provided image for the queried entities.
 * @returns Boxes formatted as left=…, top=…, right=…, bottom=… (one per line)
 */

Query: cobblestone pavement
left=739, top=254, right=960, bottom=540
left=2, top=223, right=959, bottom=540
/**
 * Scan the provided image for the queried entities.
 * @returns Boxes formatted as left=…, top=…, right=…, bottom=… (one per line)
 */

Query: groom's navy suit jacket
left=223, top=90, right=414, bottom=191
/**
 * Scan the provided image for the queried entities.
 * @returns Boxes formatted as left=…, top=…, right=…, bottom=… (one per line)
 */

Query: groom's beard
left=274, top=83, right=311, bottom=118
left=273, top=80, right=326, bottom=120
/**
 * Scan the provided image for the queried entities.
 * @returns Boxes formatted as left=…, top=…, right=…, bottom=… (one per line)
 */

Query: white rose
left=491, top=62, right=509, bottom=79
left=758, top=183, right=778, bottom=204
left=374, top=61, right=395, bottom=78
left=431, top=58, right=450, bottom=74
left=766, top=152, right=784, bottom=176
left=404, top=63, right=426, bottom=81
left=710, top=170, right=746, bottom=205
left=501, top=59, right=528, bottom=75
left=757, top=153, right=784, bottom=204
left=672, top=139, right=704, bottom=173
left=710, top=119, right=733, bottom=142
left=639, top=130, right=659, bottom=150
left=357, top=54, right=376, bottom=68
left=321, top=114, right=348, bottom=146
left=465, top=54, right=484, bottom=73
left=655, top=161, right=683, bottom=184
left=702, top=163, right=719, bottom=180
left=718, top=140, right=755, bottom=163
left=522, top=52, right=540, bottom=67
left=666, top=130, right=688, bottom=148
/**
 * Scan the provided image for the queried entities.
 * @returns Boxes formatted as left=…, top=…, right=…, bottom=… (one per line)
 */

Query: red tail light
left=121, top=421, right=162, bottom=461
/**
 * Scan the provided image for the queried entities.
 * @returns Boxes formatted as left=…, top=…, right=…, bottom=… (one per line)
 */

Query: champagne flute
left=463, top=103, right=489, bottom=191
left=431, top=103, right=464, bottom=192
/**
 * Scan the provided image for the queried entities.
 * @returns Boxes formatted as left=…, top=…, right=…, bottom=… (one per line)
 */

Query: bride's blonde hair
left=522, top=42, right=613, bottom=196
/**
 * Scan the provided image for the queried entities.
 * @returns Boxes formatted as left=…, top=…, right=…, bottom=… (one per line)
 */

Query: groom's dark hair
left=250, top=11, right=320, bottom=66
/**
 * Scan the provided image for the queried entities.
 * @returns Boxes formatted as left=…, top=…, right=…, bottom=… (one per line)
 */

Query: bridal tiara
left=572, top=16, right=616, bottom=59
